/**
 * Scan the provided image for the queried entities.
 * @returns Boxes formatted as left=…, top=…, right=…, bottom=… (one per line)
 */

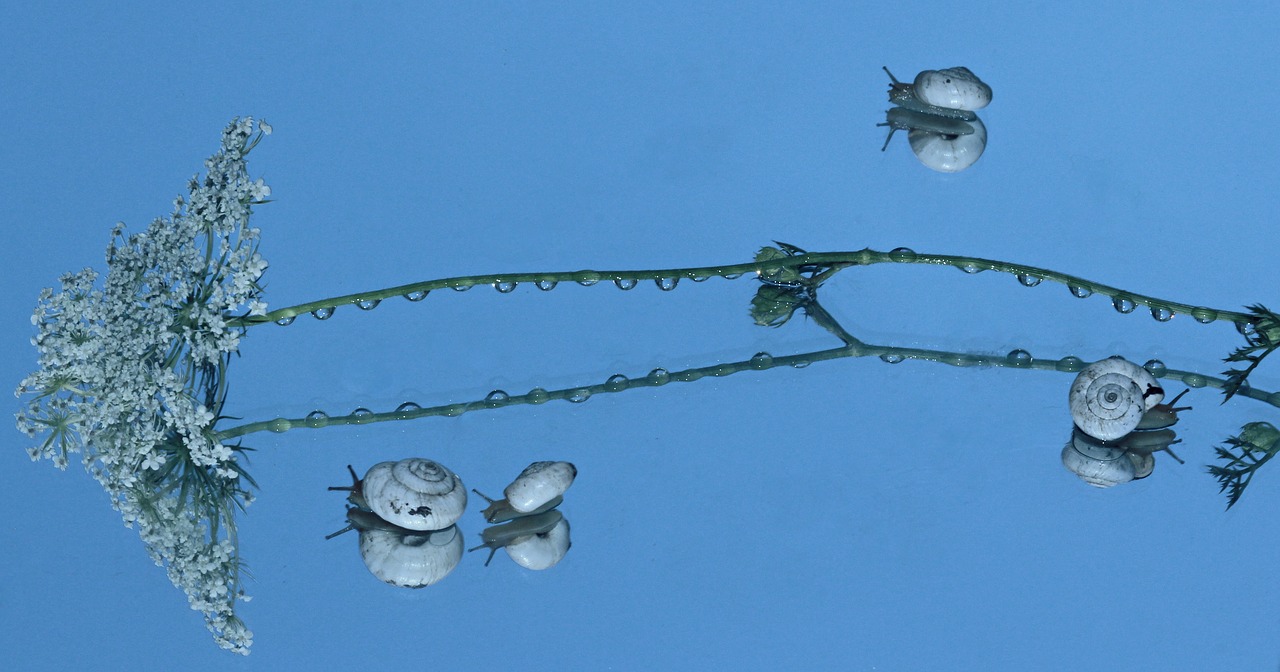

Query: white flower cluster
left=15, top=118, right=272, bottom=655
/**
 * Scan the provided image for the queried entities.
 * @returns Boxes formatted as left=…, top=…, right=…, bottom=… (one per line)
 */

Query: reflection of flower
left=14, top=118, right=271, bottom=654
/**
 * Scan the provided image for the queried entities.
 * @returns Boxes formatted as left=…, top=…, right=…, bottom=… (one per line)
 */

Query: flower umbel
left=15, top=118, right=271, bottom=654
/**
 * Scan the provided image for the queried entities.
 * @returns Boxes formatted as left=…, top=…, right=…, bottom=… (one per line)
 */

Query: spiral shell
left=913, top=67, right=992, bottom=111
left=505, top=461, right=577, bottom=514
left=1062, top=428, right=1137, bottom=488
left=907, top=116, right=987, bottom=173
left=358, top=524, right=464, bottom=588
left=1069, top=358, right=1162, bottom=441
left=360, top=458, right=467, bottom=531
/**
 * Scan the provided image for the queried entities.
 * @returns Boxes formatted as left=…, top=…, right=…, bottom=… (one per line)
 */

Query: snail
left=1062, top=428, right=1138, bottom=488
left=879, top=66, right=992, bottom=173
left=473, top=461, right=577, bottom=523
left=329, top=458, right=467, bottom=532
left=468, top=509, right=572, bottom=570
left=1068, top=357, right=1191, bottom=442
left=879, top=109, right=987, bottom=173
left=327, top=508, right=464, bottom=588
left=883, top=66, right=991, bottom=116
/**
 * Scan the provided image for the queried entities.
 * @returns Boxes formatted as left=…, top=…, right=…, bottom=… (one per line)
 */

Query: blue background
left=3, top=2, right=1279, bottom=669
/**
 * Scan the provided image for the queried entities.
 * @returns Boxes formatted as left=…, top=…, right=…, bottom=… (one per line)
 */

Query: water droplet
left=536, top=279, right=558, bottom=291
left=305, top=410, right=329, bottom=422
left=614, top=278, right=638, bottom=290
left=791, top=360, right=811, bottom=369
left=1016, top=273, right=1042, bottom=287
left=1237, top=321, right=1258, bottom=338
left=403, top=290, right=429, bottom=301
left=1143, top=360, right=1167, bottom=377
left=1112, top=297, right=1136, bottom=314
left=604, top=374, right=630, bottom=391
left=879, top=354, right=905, bottom=364
left=443, top=404, right=465, bottom=416
left=1006, top=349, right=1032, bottom=366
left=1191, top=308, right=1217, bottom=324
left=574, top=271, right=601, bottom=286
left=268, top=418, right=292, bottom=433
left=495, top=281, right=518, bottom=293
left=567, top=388, right=591, bottom=403
left=450, top=283, right=472, bottom=292
left=485, top=390, right=510, bottom=403
left=351, top=407, right=373, bottom=420
left=691, top=275, right=710, bottom=282
left=723, top=273, right=744, bottom=280
left=1069, top=284, right=1093, bottom=299
left=275, top=316, right=296, bottom=326
left=1150, top=306, right=1174, bottom=322
left=655, top=277, right=679, bottom=291
left=750, top=352, right=774, bottom=369
left=311, top=307, right=335, bottom=320
left=1056, top=356, right=1085, bottom=372
left=356, top=298, right=381, bottom=311
left=1184, top=374, right=1207, bottom=388
left=957, top=263, right=983, bottom=274
left=888, top=247, right=917, bottom=262
left=646, top=368, right=670, bottom=385
left=395, top=402, right=422, bottom=413
left=527, top=388, right=549, bottom=404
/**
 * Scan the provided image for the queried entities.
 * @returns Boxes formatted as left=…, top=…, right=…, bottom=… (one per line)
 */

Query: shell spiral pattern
left=362, top=458, right=467, bottom=531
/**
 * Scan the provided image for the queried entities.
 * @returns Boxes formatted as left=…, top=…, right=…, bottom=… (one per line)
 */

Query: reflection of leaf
left=1207, top=421, right=1280, bottom=509
left=1222, top=304, right=1280, bottom=401
left=750, top=285, right=806, bottom=327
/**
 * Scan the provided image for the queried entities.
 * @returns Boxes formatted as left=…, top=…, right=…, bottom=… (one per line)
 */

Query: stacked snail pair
left=328, top=458, right=576, bottom=588
left=1063, top=357, right=1191, bottom=488
left=879, top=66, right=992, bottom=173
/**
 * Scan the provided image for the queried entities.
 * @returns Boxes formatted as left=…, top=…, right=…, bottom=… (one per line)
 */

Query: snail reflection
left=327, top=458, right=468, bottom=587
left=327, top=459, right=576, bottom=587
left=471, top=461, right=576, bottom=569
left=1062, top=357, right=1191, bottom=488
left=878, top=66, right=992, bottom=173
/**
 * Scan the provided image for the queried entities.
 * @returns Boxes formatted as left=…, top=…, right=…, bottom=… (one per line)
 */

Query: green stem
left=214, top=329, right=1279, bottom=442
left=230, top=248, right=1252, bottom=329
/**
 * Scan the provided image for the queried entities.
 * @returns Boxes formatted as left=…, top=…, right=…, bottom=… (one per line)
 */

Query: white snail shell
left=1062, top=429, right=1136, bottom=488
left=335, top=459, right=468, bottom=532
left=907, top=116, right=986, bottom=174
left=912, top=67, right=992, bottom=112
left=358, top=523, right=464, bottom=588
left=468, top=509, right=571, bottom=570
left=1068, top=357, right=1165, bottom=441
left=505, top=461, right=576, bottom=513
left=504, top=517, right=571, bottom=571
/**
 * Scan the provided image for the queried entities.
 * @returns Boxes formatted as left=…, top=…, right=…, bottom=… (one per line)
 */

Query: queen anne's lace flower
left=15, top=118, right=271, bottom=655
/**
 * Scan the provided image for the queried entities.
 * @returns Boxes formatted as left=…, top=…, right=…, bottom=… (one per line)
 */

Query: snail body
left=329, top=459, right=467, bottom=532
left=1068, top=357, right=1190, bottom=442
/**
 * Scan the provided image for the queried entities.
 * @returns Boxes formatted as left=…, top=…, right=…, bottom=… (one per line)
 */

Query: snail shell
left=330, top=459, right=467, bottom=531
left=359, top=523, right=464, bottom=588
left=327, top=509, right=465, bottom=588
left=907, top=116, right=986, bottom=174
left=912, top=67, right=992, bottom=111
left=475, top=461, right=577, bottom=523
left=890, top=66, right=988, bottom=118
left=1068, top=357, right=1165, bottom=441
left=1062, top=428, right=1136, bottom=488
left=505, top=461, right=576, bottom=513
left=468, top=509, right=571, bottom=570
